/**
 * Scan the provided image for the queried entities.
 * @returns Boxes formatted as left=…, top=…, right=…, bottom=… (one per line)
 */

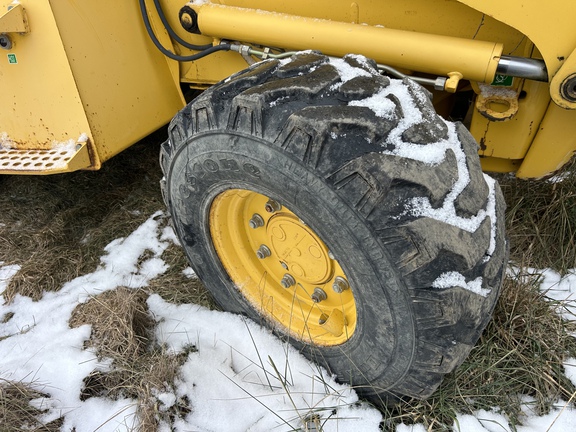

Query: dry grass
left=2, top=126, right=576, bottom=430
left=0, top=130, right=213, bottom=430
left=0, top=129, right=167, bottom=302
left=69, top=287, right=193, bottom=430
left=0, top=379, right=61, bottom=432
left=70, top=287, right=153, bottom=361
left=386, top=274, right=576, bottom=430
left=147, top=243, right=213, bottom=307
left=500, top=157, right=576, bottom=273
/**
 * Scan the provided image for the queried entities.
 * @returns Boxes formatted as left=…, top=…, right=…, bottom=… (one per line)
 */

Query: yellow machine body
left=0, top=0, right=185, bottom=174
left=1, top=0, right=575, bottom=177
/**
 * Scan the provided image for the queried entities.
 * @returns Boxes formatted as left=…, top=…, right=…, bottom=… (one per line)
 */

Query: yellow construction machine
left=2, top=0, right=575, bottom=401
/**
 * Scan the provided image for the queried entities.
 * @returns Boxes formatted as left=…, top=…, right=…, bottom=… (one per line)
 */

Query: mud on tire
left=160, top=52, right=507, bottom=401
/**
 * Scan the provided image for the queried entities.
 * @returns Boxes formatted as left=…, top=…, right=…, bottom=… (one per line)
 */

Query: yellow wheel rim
left=210, top=189, right=357, bottom=346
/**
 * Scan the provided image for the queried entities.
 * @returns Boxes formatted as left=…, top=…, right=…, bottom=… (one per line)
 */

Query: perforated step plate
left=0, top=142, right=91, bottom=175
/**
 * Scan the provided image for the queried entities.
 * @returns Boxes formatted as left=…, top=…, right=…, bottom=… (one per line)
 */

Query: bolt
left=180, top=12, right=193, bottom=28
left=0, top=34, right=12, bottom=50
left=561, top=74, right=576, bottom=102
left=319, top=313, right=329, bottom=325
left=179, top=6, right=200, bottom=33
left=311, top=288, right=327, bottom=303
left=280, top=274, right=295, bottom=288
left=280, top=261, right=289, bottom=270
left=248, top=213, right=265, bottom=229
left=332, top=276, right=350, bottom=294
left=264, top=199, right=282, bottom=213
left=256, top=245, right=271, bottom=259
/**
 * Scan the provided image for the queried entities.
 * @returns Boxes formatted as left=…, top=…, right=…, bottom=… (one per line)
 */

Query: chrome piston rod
left=497, top=55, right=548, bottom=82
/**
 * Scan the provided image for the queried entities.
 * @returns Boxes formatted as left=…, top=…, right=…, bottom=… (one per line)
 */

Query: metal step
left=0, top=142, right=91, bottom=175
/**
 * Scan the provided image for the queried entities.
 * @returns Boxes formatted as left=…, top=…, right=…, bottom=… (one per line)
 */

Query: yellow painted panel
left=516, top=103, right=576, bottom=179
left=480, top=157, right=522, bottom=174
left=0, top=0, right=94, bottom=162
left=470, top=80, right=551, bottom=160
left=458, top=0, right=576, bottom=78
left=48, top=0, right=185, bottom=163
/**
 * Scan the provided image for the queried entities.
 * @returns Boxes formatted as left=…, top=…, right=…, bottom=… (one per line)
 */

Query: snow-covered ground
left=1, top=211, right=576, bottom=431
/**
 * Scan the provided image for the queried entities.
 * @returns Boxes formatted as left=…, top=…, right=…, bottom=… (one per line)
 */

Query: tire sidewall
left=167, top=131, right=417, bottom=393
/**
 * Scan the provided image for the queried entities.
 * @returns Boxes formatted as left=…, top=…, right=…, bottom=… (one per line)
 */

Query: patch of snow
left=350, top=89, right=397, bottom=117
left=0, top=132, right=15, bottom=149
left=432, top=271, right=491, bottom=297
left=60, top=397, right=139, bottom=432
left=182, top=267, right=197, bottom=279
left=160, top=224, right=180, bottom=245
left=478, top=83, right=518, bottom=99
left=518, top=399, right=576, bottom=432
left=547, top=171, right=571, bottom=184
left=453, top=409, right=512, bottom=432
left=50, top=138, right=76, bottom=152
left=148, top=294, right=383, bottom=431
left=563, top=358, right=576, bottom=387
left=0, top=212, right=172, bottom=430
left=77, top=132, right=89, bottom=143
left=396, top=424, right=427, bottom=432
left=0, top=262, right=20, bottom=295
left=155, top=390, right=177, bottom=411
left=269, top=95, right=289, bottom=107
left=508, top=266, right=576, bottom=321
left=329, top=56, right=372, bottom=90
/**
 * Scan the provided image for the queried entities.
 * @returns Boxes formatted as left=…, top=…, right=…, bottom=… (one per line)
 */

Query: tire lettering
left=243, top=163, right=261, bottom=178
left=185, top=159, right=262, bottom=183
left=179, top=184, right=193, bottom=198
left=191, top=162, right=206, bottom=178
left=204, top=159, right=219, bottom=172
left=220, top=158, right=240, bottom=172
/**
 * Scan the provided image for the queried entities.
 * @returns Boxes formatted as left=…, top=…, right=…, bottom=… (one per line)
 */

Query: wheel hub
left=209, top=189, right=357, bottom=346
left=267, top=216, right=333, bottom=285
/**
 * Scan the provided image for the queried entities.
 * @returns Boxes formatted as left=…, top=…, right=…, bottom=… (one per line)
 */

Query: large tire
left=160, top=52, right=507, bottom=401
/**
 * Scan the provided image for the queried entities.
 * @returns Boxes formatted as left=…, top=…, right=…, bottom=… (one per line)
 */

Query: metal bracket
left=475, top=83, right=520, bottom=122
left=0, top=3, right=29, bottom=34
left=550, top=47, right=576, bottom=110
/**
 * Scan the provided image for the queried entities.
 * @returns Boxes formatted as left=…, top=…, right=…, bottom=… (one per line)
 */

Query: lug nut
left=311, top=288, right=327, bottom=303
left=332, top=276, right=350, bottom=294
left=280, top=274, right=295, bottom=288
left=249, top=213, right=265, bottom=229
left=264, top=199, right=282, bottom=213
left=256, top=245, right=271, bottom=259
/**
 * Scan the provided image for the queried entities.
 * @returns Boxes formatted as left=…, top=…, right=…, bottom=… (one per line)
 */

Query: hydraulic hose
left=139, top=0, right=230, bottom=62
left=152, top=0, right=212, bottom=51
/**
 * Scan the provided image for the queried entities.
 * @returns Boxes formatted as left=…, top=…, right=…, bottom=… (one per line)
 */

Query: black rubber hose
left=139, top=0, right=230, bottom=62
left=152, top=0, right=212, bottom=51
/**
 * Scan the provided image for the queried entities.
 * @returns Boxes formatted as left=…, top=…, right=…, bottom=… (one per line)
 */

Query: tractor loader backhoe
left=2, top=0, right=575, bottom=401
